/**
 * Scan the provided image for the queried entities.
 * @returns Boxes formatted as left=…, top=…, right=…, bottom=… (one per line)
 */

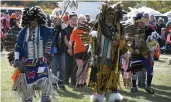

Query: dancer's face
left=107, top=13, right=114, bottom=23
left=137, top=22, right=145, bottom=29
left=30, top=19, right=38, bottom=29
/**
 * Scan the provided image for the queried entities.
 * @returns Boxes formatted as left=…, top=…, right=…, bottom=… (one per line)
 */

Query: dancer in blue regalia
left=12, top=6, right=58, bottom=102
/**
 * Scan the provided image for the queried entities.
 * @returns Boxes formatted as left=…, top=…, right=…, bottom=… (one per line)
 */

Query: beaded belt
left=21, top=57, right=45, bottom=67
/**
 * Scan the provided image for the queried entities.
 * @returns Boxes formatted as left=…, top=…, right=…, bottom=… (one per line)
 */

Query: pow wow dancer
left=10, top=6, right=58, bottom=102
left=89, top=2, right=127, bottom=102
left=125, top=12, right=161, bottom=94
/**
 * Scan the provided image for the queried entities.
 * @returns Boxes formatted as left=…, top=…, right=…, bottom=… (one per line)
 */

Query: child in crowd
left=121, top=51, right=132, bottom=88
left=160, top=28, right=167, bottom=47
left=161, top=28, right=167, bottom=40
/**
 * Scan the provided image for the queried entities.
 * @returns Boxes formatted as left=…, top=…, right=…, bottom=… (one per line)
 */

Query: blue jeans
left=51, top=52, right=66, bottom=83
left=138, top=69, right=146, bottom=86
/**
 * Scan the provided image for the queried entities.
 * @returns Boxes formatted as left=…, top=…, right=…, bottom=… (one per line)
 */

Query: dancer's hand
left=13, top=60, right=25, bottom=73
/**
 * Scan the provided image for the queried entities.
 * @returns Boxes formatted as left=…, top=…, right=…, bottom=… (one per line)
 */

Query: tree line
left=1, top=0, right=171, bottom=13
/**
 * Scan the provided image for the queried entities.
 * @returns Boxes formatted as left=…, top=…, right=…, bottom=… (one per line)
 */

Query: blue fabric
left=51, top=52, right=66, bottom=81
left=144, top=55, right=154, bottom=75
left=50, top=25, right=61, bottom=55
left=49, top=34, right=56, bottom=55
left=50, top=25, right=68, bottom=55
left=53, top=46, right=57, bottom=53
left=25, top=60, right=48, bottom=84
left=14, top=26, right=54, bottom=60
left=23, top=98, right=33, bottom=102
left=103, top=38, right=109, bottom=57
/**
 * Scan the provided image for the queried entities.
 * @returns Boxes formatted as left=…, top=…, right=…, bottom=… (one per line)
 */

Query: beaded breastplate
left=27, top=28, right=44, bottom=59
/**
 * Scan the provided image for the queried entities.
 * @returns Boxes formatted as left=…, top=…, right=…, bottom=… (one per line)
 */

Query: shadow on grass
left=68, top=85, right=92, bottom=95
left=122, top=99, right=137, bottom=102
left=57, top=89, right=84, bottom=99
left=59, top=84, right=171, bottom=101
left=156, top=60, right=167, bottom=63
left=152, top=84, right=171, bottom=98
left=152, top=84, right=171, bottom=91
left=119, top=87, right=171, bottom=102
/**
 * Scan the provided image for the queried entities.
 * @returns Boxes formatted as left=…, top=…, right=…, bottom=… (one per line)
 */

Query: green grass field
left=1, top=55, right=171, bottom=102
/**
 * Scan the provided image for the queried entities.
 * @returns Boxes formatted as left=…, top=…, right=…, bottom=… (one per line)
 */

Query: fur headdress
left=99, top=1, right=127, bottom=24
left=21, top=6, right=47, bottom=27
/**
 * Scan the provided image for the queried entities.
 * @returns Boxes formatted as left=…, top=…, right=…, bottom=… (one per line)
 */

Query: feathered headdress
left=99, top=1, right=126, bottom=24
left=21, top=6, right=47, bottom=27
left=125, top=7, right=145, bottom=25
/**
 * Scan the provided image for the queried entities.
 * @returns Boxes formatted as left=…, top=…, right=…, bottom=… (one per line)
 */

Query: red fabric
left=63, top=15, right=69, bottom=22
left=1, top=17, right=10, bottom=28
left=149, top=24, right=155, bottom=30
left=167, top=26, right=171, bottom=32
left=167, top=34, right=171, bottom=44
left=154, top=45, right=160, bottom=59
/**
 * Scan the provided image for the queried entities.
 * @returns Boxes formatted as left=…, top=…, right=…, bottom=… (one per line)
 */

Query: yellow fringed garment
left=91, top=23, right=126, bottom=94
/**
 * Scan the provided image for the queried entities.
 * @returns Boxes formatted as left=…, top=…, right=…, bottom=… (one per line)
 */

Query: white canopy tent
left=123, top=6, right=162, bottom=25
left=126, top=6, right=162, bottom=17
left=163, top=11, right=171, bottom=18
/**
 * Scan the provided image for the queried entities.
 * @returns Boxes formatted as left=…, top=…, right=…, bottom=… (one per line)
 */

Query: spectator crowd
left=1, top=9, right=171, bottom=91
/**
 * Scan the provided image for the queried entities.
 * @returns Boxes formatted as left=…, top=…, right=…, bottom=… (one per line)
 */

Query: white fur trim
left=90, top=94, right=106, bottom=102
left=14, top=52, right=19, bottom=60
left=90, top=31, right=98, bottom=38
left=26, top=27, right=30, bottom=42
left=108, top=93, right=123, bottom=102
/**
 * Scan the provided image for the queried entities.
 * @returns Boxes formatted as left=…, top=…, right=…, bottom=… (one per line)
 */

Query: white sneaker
left=90, top=94, right=106, bottom=102
left=108, top=93, right=123, bottom=102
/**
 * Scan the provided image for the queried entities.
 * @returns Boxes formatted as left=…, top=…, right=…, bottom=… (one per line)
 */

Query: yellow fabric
left=135, top=19, right=144, bottom=23
left=91, top=23, right=126, bottom=94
